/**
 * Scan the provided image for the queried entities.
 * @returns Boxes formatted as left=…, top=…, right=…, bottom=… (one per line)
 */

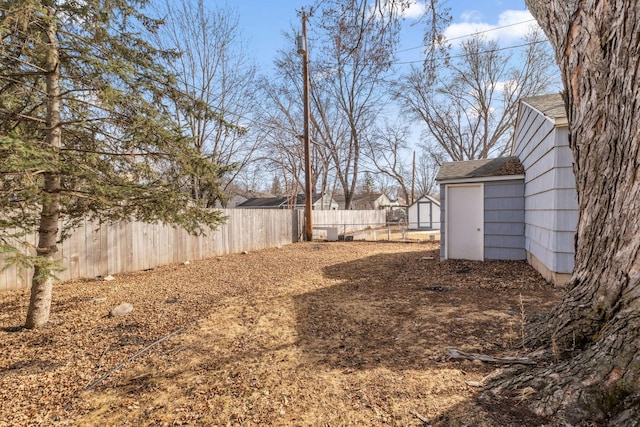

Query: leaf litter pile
left=0, top=241, right=564, bottom=426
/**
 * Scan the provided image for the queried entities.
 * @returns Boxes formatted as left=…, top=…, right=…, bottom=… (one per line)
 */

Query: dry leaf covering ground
left=0, top=241, right=563, bottom=426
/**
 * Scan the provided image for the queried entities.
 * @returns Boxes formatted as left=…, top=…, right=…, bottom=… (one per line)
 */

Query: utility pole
left=298, top=11, right=313, bottom=241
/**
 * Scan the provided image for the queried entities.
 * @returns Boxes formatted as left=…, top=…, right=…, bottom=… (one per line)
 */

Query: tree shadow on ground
left=293, top=248, right=556, bottom=373
left=426, top=394, right=556, bottom=427
left=289, top=248, right=561, bottom=425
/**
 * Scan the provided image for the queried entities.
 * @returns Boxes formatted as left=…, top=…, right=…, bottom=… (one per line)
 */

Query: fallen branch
left=445, top=349, right=536, bottom=365
left=413, top=411, right=432, bottom=425
left=85, top=327, right=185, bottom=391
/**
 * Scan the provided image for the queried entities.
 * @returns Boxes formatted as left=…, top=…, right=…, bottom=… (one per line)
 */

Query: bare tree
left=308, top=0, right=411, bottom=209
left=257, top=31, right=344, bottom=205
left=364, top=121, right=412, bottom=204
left=256, top=68, right=307, bottom=205
left=258, top=1, right=447, bottom=208
left=155, top=0, right=260, bottom=206
left=487, top=1, right=640, bottom=423
left=308, top=80, right=348, bottom=202
left=414, top=151, right=439, bottom=198
left=397, top=28, right=558, bottom=161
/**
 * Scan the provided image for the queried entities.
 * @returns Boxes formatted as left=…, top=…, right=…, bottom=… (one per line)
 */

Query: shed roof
left=435, top=156, right=524, bottom=182
left=407, top=194, right=440, bottom=208
left=521, top=93, right=567, bottom=124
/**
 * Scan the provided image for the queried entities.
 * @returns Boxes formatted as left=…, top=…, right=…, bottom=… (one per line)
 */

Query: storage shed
left=436, top=157, right=526, bottom=262
left=407, top=195, right=441, bottom=230
left=436, top=93, right=578, bottom=285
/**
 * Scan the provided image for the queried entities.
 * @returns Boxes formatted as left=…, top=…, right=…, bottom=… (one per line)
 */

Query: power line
left=393, top=39, right=547, bottom=66
left=160, top=22, right=548, bottom=133
left=168, top=37, right=547, bottom=132
left=394, top=19, right=537, bottom=54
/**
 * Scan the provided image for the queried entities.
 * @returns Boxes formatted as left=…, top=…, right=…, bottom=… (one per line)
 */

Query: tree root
left=486, top=314, right=640, bottom=426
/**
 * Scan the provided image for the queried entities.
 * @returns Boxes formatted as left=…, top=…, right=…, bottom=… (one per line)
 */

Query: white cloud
left=403, top=1, right=427, bottom=19
left=460, top=10, right=483, bottom=23
left=369, top=0, right=426, bottom=21
left=494, top=79, right=519, bottom=94
left=444, top=9, right=540, bottom=46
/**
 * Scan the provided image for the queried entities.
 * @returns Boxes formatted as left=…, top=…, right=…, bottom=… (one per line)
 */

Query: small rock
left=241, top=250, right=249, bottom=254
left=103, top=275, right=115, bottom=281
left=109, top=303, right=133, bottom=317
left=165, top=296, right=179, bottom=304
left=421, top=256, right=435, bottom=260
left=87, top=297, right=107, bottom=303
left=183, top=260, right=190, bottom=265
left=424, top=285, right=452, bottom=292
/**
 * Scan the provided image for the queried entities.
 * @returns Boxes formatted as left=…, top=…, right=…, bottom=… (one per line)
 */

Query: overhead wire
left=393, top=40, right=548, bottom=66
left=394, top=18, right=537, bottom=54
left=160, top=18, right=546, bottom=132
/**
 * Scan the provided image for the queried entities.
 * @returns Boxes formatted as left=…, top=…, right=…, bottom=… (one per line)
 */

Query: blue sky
left=228, top=0, right=538, bottom=74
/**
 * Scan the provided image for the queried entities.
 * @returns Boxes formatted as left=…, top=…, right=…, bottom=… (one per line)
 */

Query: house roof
left=435, top=156, right=525, bottom=181
left=237, top=194, right=323, bottom=208
left=521, top=93, right=567, bottom=124
left=333, top=193, right=386, bottom=203
left=292, top=193, right=323, bottom=205
left=237, top=197, right=285, bottom=208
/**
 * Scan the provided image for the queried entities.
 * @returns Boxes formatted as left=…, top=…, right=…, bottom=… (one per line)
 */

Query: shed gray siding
left=484, top=180, right=525, bottom=260
left=439, top=179, right=525, bottom=261
left=513, top=102, right=578, bottom=275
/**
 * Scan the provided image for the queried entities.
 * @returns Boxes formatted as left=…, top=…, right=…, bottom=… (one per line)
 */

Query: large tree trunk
left=25, top=10, right=61, bottom=329
left=490, top=1, right=640, bottom=424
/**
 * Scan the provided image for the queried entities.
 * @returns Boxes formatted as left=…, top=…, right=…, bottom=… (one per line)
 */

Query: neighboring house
left=213, top=191, right=271, bottom=209
left=225, top=195, right=248, bottom=208
left=334, top=193, right=391, bottom=210
left=236, top=194, right=338, bottom=210
left=435, top=93, right=578, bottom=286
left=407, top=195, right=441, bottom=230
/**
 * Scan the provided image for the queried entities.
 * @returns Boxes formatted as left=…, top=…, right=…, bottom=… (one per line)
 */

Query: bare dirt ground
left=0, top=241, right=564, bottom=426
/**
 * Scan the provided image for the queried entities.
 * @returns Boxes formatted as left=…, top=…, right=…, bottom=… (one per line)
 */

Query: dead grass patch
left=0, top=241, right=562, bottom=426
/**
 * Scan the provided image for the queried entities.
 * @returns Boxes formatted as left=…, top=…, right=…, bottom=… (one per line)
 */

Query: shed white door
left=447, top=184, right=483, bottom=260
left=417, top=201, right=433, bottom=228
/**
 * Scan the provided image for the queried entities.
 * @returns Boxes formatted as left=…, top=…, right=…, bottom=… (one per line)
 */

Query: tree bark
left=25, top=9, right=61, bottom=329
left=489, top=1, right=640, bottom=423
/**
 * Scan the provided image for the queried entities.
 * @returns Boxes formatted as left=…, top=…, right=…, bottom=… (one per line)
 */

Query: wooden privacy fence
left=1, top=209, right=303, bottom=291
left=0, top=208, right=386, bottom=291
left=313, top=210, right=386, bottom=235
